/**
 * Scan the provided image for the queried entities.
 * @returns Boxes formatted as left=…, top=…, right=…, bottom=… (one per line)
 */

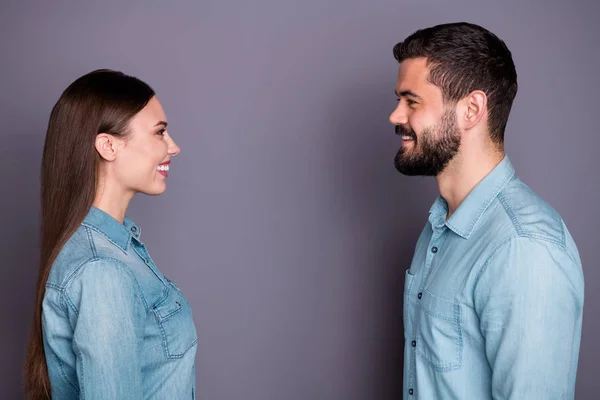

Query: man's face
left=389, top=58, right=461, bottom=176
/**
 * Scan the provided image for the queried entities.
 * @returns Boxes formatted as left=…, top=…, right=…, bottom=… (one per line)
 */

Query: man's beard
left=394, top=109, right=461, bottom=176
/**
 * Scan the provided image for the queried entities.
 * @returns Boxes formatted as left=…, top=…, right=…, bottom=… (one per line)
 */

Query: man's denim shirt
left=403, top=156, right=584, bottom=400
left=42, top=206, right=198, bottom=399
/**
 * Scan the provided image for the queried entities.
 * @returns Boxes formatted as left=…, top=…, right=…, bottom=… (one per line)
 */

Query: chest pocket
left=416, top=289, right=462, bottom=372
left=152, top=282, right=198, bottom=359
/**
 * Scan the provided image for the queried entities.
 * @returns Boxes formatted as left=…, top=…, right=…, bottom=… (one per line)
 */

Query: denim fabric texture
left=403, top=156, right=584, bottom=400
left=42, top=206, right=197, bottom=399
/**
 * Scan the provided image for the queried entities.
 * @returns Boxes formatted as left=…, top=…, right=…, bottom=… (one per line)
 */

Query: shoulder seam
left=473, top=234, right=571, bottom=298
left=62, top=257, right=149, bottom=316
left=498, top=193, right=565, bottom=248
left=82, top=222, right=128, bottom=253
left=84, top=226, right=97, bottom=258
left=498, top=193, right=523, bottom=235
left=473, top=235, right=516, bottom=293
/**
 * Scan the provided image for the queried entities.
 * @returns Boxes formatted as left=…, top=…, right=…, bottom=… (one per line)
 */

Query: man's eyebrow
left=395, top=90, right=422, bottom=100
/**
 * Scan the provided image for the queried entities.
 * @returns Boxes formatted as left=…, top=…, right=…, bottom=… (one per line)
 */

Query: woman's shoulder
left=47, top=224, right=133, bottom=290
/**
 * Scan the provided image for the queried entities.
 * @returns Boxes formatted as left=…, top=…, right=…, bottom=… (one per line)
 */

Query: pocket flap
left=152, top=292, right=182, bottom=323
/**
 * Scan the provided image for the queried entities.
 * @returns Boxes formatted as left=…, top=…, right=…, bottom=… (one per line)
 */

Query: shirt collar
left=428, top=155, right=515, bottom=239
left=82, top=206, right=141, bottom=251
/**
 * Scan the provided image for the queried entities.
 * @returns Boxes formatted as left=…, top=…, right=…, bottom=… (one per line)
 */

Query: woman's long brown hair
left=24, top=69, right=155, bottom=399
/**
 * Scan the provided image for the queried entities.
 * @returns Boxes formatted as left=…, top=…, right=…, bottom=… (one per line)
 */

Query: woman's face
left=108, top=96, right=181, bottom=196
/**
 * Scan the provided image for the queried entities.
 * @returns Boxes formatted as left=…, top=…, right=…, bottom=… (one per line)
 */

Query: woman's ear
left=95, top=133, right=117, bottom=161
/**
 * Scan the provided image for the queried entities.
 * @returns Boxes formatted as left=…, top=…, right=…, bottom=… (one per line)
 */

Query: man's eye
left=157, top=129, right=166, bottom=136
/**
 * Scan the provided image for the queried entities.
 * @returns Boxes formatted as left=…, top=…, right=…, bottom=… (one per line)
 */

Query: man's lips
left=395, top=126, right=416, bottom=141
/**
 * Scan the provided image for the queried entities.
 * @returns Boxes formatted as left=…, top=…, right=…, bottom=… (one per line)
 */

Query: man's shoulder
left=495, top=177, right=566, bottom=247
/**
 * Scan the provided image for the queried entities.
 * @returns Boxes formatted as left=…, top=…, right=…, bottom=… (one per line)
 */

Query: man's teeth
left=402, top=136, right=413, bottom=140
left=157, top=165, right=170, bottom=172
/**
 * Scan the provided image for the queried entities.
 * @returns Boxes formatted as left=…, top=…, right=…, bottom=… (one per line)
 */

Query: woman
left=24, top=69, right=197, bottom=399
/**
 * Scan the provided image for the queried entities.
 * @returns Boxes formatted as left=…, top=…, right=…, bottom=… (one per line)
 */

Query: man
left=390, top=22, right=584, bottom=399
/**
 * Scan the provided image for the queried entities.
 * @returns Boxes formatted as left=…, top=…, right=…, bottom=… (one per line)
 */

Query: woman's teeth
left=157, top=165, right=170, bottom=172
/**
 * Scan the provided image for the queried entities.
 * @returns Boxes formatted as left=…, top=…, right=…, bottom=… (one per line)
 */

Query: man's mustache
left=395, top=125, right=416, bottom=140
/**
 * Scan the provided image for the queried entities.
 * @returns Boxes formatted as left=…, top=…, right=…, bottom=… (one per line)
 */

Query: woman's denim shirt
left=42, top=206, right=198, bottom=399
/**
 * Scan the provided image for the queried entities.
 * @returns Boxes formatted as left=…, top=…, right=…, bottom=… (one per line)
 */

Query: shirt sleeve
left=474, top=236, right=584, bottom=400
left=64, top=259, right=146, bottom=399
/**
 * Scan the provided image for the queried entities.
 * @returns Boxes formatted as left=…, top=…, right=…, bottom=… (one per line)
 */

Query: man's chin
left=395, top=167, right=435, bottom=177
left=394, top=157, right=439, bottom=177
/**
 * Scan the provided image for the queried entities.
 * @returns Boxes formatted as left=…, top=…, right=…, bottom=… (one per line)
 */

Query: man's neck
left=436, top=150, right=505, bottom=219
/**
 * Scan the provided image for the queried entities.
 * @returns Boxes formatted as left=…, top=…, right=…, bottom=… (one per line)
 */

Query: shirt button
left=418, top=293, right=422, bottom=299
left=431, top=246, right=438, bottom=253
left=131, top=226, right=138, bottom=232
left=409, top=389, right=414, bottom=395
left=411, top=340, right=416, bottom=347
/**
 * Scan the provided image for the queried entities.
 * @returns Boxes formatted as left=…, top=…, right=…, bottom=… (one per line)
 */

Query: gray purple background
left=1, top=0, right=598, bottom=398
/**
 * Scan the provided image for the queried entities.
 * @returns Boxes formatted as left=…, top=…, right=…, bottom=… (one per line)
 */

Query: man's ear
left=457, top=90, right=487, bottom=131
left=95, top=133, right=117, bottom=161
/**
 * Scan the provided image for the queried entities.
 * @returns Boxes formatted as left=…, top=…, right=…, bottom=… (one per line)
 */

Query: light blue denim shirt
left=403, top=156, right=584, bottom=400
left=42, top=206, right=198, bottom=399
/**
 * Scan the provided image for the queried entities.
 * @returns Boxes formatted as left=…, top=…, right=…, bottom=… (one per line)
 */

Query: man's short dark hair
left=393, top=22, right=518, bottom=144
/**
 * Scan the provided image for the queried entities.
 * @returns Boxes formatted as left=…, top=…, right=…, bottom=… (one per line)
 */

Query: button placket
left=415, top=233, right=442, bottom=321
left=408, top=226, right=445, bottom=394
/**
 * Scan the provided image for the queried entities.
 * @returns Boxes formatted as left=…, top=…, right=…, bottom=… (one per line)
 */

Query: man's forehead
left=397, top=57, right=429, bottom=85
left=395, top=57, right=442, bottom=100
